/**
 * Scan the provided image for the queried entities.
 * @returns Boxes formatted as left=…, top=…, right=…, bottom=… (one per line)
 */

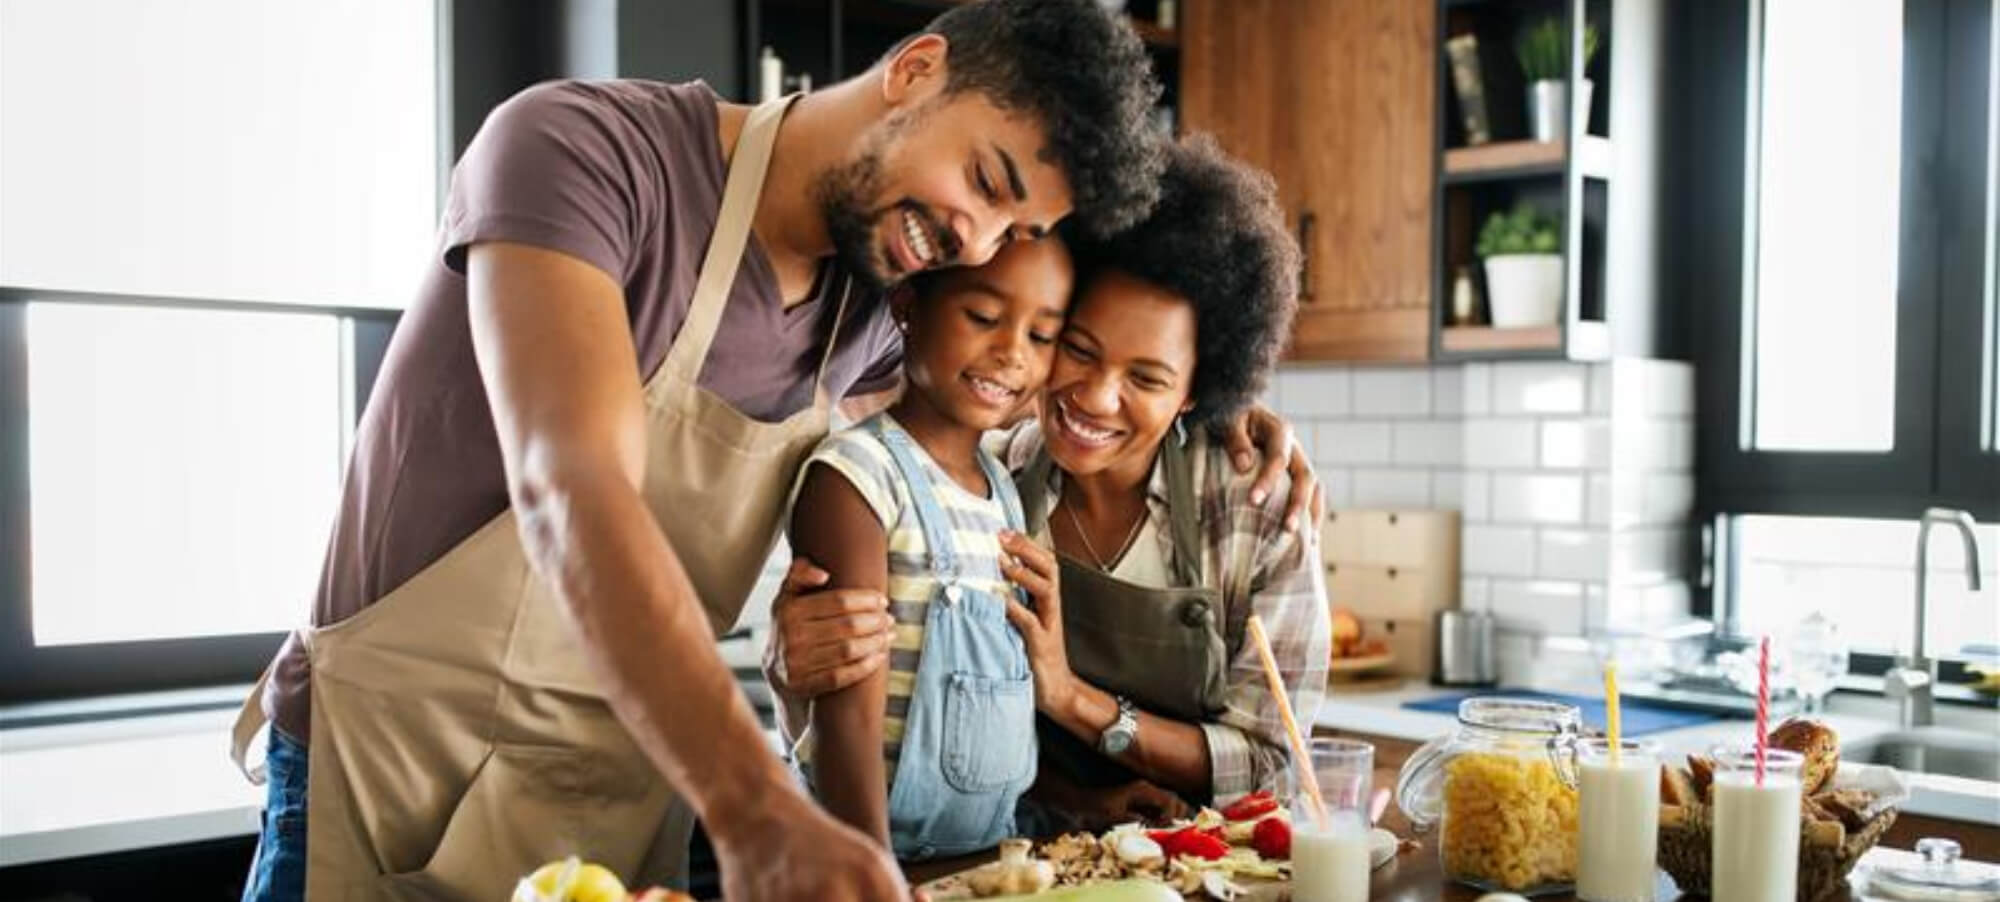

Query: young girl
left=786, top=236, right=1073, bottom=859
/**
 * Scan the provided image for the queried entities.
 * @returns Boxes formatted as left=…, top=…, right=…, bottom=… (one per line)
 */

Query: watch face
left=1103, top=729, right=1134, bottom=755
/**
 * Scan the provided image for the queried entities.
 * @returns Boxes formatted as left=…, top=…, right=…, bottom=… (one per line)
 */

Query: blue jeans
left=241, top=726, right=307, bottom=902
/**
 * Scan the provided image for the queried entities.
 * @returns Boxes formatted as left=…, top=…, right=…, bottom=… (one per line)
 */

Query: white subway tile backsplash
left=1353, top=367, right=1432, bottom=417
left=1431, top=470, right=1465, bottom=511
left=1537, top=528, right=1610, bottom=581
left=1539, top=419, right=1610, bottom=469
left=1461, top=575, right=1492, bottom=611
left=1322, top=468, right=1355, bottom=510
left=1493, top=362, right=1588, bottom=415
left=1617, top=419, right=1696, bottom=472
left=1277, top=366, right=1352, bottom=417
left=1491, top=473, right=1586, bottom=524
left=1463, top=471, right=1492, bottom=520
left=1317, top=421, right=1393, bottom=465
left=1489, top=579, right=1586, bottom=635
left=1350, top=468, right=1433, bottom=508
left=1392, top=422, right=1463, bottom=466
left=1587, top=475, right=1613, bottom=525
left=1464, top=418, right=1539, bottom=468
left=1432, top=365, right=1465, bottom=416
left=1640, top=473, right=1696, bottom=525
left=1589, top=362, right=1614, bottom=414
left=1611, top=359, right=1695, bottom=417
left=1463, top=363, right=1493, bottom=415
left=1612, top=528, right=1688, bottom=582
left=1463, top=524, right=1538, bottom=576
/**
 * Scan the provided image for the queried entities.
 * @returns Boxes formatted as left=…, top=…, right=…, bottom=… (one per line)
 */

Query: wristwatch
left=1097, top=694, right=1139, bottom=756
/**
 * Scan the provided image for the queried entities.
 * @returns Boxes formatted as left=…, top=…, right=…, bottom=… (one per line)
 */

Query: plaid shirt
left=999, top=423, right=1333, bottom=801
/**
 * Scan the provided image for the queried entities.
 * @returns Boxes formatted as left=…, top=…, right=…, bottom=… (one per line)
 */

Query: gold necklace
left=1061, top=494, right=1148, bottom=572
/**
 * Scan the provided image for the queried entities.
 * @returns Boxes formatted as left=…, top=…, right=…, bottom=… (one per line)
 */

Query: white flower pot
left=1483, top=254, right=1563, bottom=327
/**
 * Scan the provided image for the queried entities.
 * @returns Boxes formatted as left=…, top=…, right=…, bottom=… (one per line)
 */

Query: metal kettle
left=1434, top=608, right=1497, bottom=686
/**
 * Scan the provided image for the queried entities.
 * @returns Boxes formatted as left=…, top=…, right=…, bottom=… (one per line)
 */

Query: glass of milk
left=1289, top=738, right=1375, bottom=902
left=1576, top=738, right=1661, bottom=902
left=1711, top=746, right=1805, bottom=902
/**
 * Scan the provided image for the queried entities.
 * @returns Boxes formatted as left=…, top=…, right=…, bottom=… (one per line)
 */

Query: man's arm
left=788, top=462, right=894, bottom=847
left=466, top=241, right=831, bottom=858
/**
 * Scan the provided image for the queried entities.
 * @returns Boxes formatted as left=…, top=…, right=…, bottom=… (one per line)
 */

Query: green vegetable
left=1475, top=203, right=1561, bottom=258
left=977, top=879, right=1184, bottom=902
left=1516, top=17, right=1599, bottom=82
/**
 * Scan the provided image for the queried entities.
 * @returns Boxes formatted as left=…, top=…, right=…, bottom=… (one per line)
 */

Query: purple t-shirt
left=265, top=80, right=903, bottom=740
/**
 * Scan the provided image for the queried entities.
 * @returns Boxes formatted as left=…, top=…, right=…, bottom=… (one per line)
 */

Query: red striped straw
left=1755, top=635, right=1770, bottom=787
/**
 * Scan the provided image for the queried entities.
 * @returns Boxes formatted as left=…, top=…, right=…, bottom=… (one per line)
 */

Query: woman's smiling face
left=1040, top=268, right=1198, bottom=478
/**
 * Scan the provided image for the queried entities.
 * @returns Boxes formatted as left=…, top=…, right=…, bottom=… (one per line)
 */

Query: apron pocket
left=378, top=742, right=665, bottom=901
left=941, top=671, right=1035, bottom=793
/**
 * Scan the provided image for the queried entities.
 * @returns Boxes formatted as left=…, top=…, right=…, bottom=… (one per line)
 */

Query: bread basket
left=1657, top=762, right=1909, bottom=902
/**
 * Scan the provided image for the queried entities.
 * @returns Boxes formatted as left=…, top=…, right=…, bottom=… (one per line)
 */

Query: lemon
left=514, top=856, right=628, bottom=902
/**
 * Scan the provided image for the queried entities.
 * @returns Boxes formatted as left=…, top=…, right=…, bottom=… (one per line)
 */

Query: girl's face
left=896, top=238, right=1072, bottom=432
left=1040, top=269, right=1197, bottom=479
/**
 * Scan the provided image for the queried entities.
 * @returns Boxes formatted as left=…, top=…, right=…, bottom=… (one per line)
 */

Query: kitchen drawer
left=1322, top=510, right=1460, bottom=569
left=1327, top=562, right=1457, bottom=621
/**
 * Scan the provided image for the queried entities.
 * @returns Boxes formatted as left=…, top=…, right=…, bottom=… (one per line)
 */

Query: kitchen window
left=1684, top=0, right=2000, bottom=671
left=0, top=0, right=439, bottom=702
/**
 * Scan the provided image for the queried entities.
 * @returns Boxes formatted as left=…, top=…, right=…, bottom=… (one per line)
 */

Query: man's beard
left=812, top=146, right=895, bottom=292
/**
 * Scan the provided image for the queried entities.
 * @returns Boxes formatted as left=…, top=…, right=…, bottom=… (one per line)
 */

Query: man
left=231, top=3, right=1166, bottom=900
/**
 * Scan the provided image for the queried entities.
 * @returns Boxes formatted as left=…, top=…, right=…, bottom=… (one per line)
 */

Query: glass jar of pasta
left=1394, top=698, right=1583, bottom=895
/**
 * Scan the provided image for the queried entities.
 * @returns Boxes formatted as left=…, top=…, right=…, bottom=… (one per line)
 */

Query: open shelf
left=1442, top=136, right=1613, bottom=184
left=1439, top=325, right=1562, bottom=353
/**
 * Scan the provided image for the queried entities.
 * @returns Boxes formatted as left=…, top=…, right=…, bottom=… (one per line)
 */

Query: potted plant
left=1476, top=203, right=1563, bottom=327
left=1517, top=16, right=1599, bottom=142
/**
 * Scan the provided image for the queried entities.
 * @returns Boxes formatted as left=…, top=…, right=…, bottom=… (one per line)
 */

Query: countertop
left=1313, top=680, right=2000, bottom=826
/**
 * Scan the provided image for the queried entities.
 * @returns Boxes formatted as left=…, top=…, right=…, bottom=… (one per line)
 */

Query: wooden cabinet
left=1181, top=0, right=1435, bottom=362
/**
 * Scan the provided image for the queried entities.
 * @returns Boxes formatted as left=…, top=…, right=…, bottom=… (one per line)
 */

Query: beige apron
left=229, top=94, right=848, bottom=901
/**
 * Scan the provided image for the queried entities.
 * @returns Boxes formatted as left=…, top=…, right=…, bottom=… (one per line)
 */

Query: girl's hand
left=998, top=530, right=1075, bottom=712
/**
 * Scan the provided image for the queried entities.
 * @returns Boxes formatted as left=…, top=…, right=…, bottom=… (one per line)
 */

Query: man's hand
left=1080, top=780, right=1191, bottom=830
left=714, top=794, right=914, bottom=902
left=1217, top=404, right=1324, bottom=532
left=765, top=558, right=895, bottom=698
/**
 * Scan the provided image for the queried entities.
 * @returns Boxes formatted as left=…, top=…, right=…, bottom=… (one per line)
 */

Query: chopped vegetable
left=1219, top=790, right=1278, bottom=822
left=1250, top=816, right=1292, bottom=860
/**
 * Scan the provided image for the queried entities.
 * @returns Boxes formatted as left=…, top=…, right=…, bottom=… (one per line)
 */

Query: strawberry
left=1251, top=816, right=1292, bottom=860
left=1220, top=789, right=1279, bottom=821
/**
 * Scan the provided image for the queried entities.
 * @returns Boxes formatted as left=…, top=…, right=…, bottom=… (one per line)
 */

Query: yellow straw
left=1605, top=662, right=1622, bottom=765
left=1246, top=615, right=1329, bottom=831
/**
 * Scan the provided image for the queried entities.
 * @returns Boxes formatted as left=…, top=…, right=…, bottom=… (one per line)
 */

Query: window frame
left=0, top=291, right=401, bottom=703
left=1685, top=0, right=2000, bottom=628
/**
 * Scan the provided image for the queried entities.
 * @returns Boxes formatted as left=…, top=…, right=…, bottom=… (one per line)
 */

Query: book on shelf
left=1445, top=33, right=1492, bottom=146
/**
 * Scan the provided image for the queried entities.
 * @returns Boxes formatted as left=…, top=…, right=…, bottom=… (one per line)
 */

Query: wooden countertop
left=905, top=762, right=1991, bottom=901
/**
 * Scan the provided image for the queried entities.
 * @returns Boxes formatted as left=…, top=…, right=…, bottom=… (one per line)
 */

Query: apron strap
left=655, top=93, right=800, bottom=390
left=228, top=660, right=277, bottom=785
left=866, top=417, right=959, bottom=582
left=1160, top=436, right=1205, bottom=588
left=1019, top=449, right=1057, bottom=540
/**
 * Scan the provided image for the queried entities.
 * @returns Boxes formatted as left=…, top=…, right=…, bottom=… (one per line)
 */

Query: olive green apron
left=1017, top=438, right=1235, bottom=793
left=228, top=94, right=845, bottom=900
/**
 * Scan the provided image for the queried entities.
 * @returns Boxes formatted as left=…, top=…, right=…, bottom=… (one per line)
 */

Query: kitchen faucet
left=1883, top=508, right=1985, bottom=730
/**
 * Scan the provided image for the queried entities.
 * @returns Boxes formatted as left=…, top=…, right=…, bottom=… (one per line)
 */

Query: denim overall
left=869, top=416, right=1038, bottom=860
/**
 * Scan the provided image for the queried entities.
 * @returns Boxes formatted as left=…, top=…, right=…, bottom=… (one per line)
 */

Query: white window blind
left=0, top=0, right=438, bottom=309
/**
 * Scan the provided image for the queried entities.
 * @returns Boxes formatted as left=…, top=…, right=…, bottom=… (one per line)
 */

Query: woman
left=773, top=135, right=1330, bottom=832
left=993, top=135, right=1328, bottom=829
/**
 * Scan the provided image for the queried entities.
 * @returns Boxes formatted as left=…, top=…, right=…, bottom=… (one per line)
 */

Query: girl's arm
left=790, top=462, right=894, bottom=848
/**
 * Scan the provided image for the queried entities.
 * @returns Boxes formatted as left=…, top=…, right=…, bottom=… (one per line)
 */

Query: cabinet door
left=1182, top=0, right=1435, bottom=362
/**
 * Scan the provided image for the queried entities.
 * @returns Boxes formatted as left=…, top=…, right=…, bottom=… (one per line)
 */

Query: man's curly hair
left=1073, top=134, right=1301, bottom=427
left=919, top=0, right=1166, bottom=237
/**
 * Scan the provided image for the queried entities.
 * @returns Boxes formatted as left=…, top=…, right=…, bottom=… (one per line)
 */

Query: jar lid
left=1456, top=697, right=1581, bottom=734
left=1869, top=839, right=2000, bottom=902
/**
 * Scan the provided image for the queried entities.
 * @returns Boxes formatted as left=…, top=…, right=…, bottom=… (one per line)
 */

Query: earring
left=1173, top=415, right=1188, bottom=447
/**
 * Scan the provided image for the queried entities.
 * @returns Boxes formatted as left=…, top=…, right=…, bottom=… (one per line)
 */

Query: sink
left=1848, top=726, right=2000, bottom=781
